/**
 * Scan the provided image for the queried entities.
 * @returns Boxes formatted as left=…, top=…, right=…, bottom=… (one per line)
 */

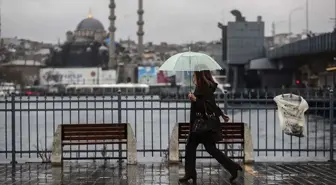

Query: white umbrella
left=159, top=51, right=222, bottom=72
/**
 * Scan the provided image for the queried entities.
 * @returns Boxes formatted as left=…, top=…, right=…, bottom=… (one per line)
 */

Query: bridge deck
left=0, top=162, right=334, bottom=185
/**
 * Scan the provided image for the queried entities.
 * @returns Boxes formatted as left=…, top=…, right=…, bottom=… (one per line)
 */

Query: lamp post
left=305, top=0, right=309, bottom=33
left=289, top=7, right=303, bottom=35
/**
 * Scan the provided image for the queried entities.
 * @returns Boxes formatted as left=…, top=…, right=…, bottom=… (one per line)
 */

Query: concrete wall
left=227, top=21, right=264, bottom=65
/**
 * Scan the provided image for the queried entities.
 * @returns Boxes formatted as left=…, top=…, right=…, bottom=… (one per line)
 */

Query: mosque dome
left=76, top=15, right=104, bottom=31
left=73, top=11, right=106, bottom=43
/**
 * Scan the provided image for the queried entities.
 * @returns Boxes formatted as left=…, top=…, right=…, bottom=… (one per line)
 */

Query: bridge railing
left=0, top=89, right=334, bottom=164
left=267, top=32, right=336, bottom=59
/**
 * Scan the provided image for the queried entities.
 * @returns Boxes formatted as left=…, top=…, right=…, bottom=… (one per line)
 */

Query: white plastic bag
left=273, top=94, right=309, bottom=137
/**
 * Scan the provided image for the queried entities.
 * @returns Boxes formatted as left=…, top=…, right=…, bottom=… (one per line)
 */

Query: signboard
left=39, top=67, right=116, bottom=85
left=137, top=66, right=157, bottom=84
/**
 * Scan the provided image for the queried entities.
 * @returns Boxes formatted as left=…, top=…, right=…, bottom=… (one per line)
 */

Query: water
left=0, top=96, right=334, bottom=163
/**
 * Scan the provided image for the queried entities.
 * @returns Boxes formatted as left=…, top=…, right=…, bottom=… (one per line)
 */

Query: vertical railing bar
left=102, top=93, right=105, bottom=124
left=69, top=95, right=73, bottom=159
left=110, top=92, right=114, bottom=158
left=314, top=95, right=318, bottom=157
left=94, top=93, right=97, bottom=159
left=61, top=94, right=64, bottom=160
left=151, top=95, right=154, bottom=156
left=273, top=91, right=276, bottom=157
left=224, top=92, right=228, bottom=156
left=77, top=94, right=81, bottom=159
left=11, top=93, right=16, bottom=165
left=35, top=95, right=39, bottom=158
left=323, top=93, right=327, bottom=157
left=44, top=95, right=47, bottom=159
left=86, top=93, right=89, bottom=158
left=134, top=94, right=137, bottom=138
left=117, top=90, right=122, bottom=161
left=19, top=95, right=22, bottom=158
left=142, top=91, right=146, bottom=156
left=5, top=95, right=8, bottom=158
left=125, top=92, right=128, bottom=123
left=52, top=96, right=55, bottom=139
left=159, top=93, right=162, bottom=157
left=265, top=91, right=268, bottom=157
left=306, top=114, right=310, bottom=157
left=168, top=94, right=171, bottom=157
left=28, top=95, right=31, bottom=158
left=257, top=90, right=260, bottom=156
left=329, top=89, right=334, bottom=162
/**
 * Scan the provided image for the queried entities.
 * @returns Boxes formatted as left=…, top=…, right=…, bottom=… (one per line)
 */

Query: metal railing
left=0, top=89, right=335, bottom=164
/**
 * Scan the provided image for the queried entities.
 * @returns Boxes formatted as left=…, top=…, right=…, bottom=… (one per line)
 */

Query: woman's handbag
left=191, top=102, right=217, bottom=135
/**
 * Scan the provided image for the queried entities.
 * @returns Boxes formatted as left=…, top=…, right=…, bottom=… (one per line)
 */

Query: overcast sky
left=2, top=0, right=336, bottom=44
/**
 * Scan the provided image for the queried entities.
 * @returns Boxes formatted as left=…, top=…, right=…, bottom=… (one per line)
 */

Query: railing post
left=224, top=91, right=228, bottom=114
left=117, top=90, right=122, bottom=162
left=329, top=89, right=334, bottom=162
left=223, top=91, right=228, bottom=155
left=11, top=93, right=17, bottom=165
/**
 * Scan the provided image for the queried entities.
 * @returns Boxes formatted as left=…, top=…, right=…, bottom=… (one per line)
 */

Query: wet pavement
left=0, top=161, right=335, bottom=185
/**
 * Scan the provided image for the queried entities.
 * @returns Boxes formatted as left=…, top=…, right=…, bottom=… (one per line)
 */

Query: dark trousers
left=184, top=132, right=238, bottom=175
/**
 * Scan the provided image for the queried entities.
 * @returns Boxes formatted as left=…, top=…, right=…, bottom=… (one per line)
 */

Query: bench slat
left=62, top=124, right=126, bottom=127
left=62, top=140, right=127, bottom=145
left=63, top=130, right=125, bottom=136
left=179, top=130, right=243, bottom=135
left=63, top=135, right=126, bottom=140
left=63, top=127, right=125, bottom=132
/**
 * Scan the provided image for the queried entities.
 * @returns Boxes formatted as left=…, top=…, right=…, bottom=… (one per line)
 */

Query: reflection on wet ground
left=0, top=162, right=335, bottom=185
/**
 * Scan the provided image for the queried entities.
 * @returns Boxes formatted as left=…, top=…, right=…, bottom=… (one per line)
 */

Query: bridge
left=245, top=32, right=336, bottom=89
left=267, top=32, right=336, bottom=61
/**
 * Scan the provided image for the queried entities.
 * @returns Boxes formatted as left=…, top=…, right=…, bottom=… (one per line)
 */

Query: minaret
left=108, top=0, right=117, bottom=69
left=137, top=0, right=144, bottom=60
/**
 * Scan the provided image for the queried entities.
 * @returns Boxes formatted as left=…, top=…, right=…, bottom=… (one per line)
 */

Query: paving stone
left=0, top=162, right=334, bottom=184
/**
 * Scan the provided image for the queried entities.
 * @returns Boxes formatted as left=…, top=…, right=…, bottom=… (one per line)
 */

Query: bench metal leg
left=244, top=123, right=254, bottom=164
left=126, top=123, right=137, bottom=165
left=51, top=125, right=62, bottom=167
left=168, top=123, right=180, bottom=164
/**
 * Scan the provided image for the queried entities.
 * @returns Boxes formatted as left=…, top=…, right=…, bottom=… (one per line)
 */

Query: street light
left=289, top=7, right=303, bottom=35
left=305, top=0, right=309, bottom=33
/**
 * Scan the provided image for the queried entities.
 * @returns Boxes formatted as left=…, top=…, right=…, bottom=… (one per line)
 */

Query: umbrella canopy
left=159, top=52, right=222, bottom=72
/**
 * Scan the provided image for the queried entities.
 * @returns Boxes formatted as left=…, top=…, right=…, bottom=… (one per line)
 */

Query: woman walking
left=179, top=70, right=242, bottom=184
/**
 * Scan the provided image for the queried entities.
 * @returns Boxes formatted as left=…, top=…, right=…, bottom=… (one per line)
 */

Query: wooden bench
left=51, top=123, right=137, bottom=166
left=169, top=122, right=254, bottom=164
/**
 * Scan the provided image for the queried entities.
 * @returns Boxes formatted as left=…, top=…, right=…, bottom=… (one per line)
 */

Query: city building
left=225, top=10, right=265, bottom=90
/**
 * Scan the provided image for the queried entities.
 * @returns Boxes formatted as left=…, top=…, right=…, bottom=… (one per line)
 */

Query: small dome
left=76, top=17, right=105, bottom=31
left=99, top=45, right=108, bottom=51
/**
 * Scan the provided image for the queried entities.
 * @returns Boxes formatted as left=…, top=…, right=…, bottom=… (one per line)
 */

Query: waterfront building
left=225, top=10, right=265, bottom=90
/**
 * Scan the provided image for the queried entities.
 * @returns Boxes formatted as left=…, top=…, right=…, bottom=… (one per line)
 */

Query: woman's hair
left=194, top=70, right=216, bottom=88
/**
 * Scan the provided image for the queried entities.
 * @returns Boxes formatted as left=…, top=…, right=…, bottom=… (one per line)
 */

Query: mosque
left=47, top=12, right=124, bottom=68
left=45, top=0, right=145, bottom=83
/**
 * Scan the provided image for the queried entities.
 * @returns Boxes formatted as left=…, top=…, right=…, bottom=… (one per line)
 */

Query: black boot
left=179, top=172, right=197, bottom=184
left=229, top=165, right=243, bottom=182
